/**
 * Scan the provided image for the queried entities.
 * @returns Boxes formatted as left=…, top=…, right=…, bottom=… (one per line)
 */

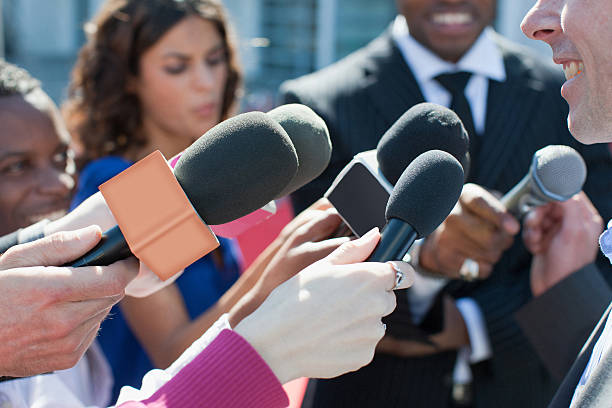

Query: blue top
left=71, top=156, right=241, bottom=399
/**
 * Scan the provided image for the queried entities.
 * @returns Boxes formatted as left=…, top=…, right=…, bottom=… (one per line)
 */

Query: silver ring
left=459, top=258, right=479, bottom=281
left=392, top=267, right=404, bottom=290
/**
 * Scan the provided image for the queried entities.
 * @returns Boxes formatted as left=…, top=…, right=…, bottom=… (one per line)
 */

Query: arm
left=120, top=200, right=345, bottom=368
left=118, top=230, right=413, bottom=407
left=515, top=192, right=610, bottom=379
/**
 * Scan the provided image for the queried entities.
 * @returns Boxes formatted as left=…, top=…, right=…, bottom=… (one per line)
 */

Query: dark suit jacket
left=281, top=28, right=612, bottom=408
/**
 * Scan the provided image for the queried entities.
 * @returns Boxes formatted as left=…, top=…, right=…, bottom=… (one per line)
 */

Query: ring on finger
left=459, top=258, right=479, bottom=281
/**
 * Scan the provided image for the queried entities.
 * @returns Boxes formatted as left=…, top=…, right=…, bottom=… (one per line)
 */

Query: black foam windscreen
left=267, top=104, right=332, bottom=198
left=174, top=112, right=298, bottom=224
left=376, top=102, right=470, bottom=185
left=386, top=149, right=464, bottom=238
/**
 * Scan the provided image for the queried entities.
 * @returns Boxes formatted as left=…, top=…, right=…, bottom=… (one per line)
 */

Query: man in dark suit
left=281, top=0, right=612, bottom=406
left=517, top=0, right=612, bottom=406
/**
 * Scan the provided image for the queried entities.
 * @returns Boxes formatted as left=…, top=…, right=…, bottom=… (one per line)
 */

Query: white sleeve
left=455, top=298, right=493, bottom=363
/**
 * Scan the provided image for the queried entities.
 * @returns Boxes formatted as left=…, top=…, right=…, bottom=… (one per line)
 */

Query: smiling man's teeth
left=563, top=61, right=585, bottom=80
left=432, top=13, right=472, bottom=25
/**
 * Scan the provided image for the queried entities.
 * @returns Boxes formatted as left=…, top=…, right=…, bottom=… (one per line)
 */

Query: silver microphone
left=501, top=145, right=587, bottom=215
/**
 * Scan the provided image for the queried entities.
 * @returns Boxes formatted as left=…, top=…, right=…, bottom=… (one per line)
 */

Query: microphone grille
left=386, top=150, right=464, bottom=238
left=533, top=145, right=587, bottom=200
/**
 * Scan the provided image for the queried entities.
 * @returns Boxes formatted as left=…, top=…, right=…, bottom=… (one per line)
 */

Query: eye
left=53, top=148, right=75, bottom=174
left=164, top=62, right=188, bottom=75
left=53, top=150, right=68, bottom=167
left=205, top=49, right=228, bottom=67
left=0, top=159, right=30, bottom=176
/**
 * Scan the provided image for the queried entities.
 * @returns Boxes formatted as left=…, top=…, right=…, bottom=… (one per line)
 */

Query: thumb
left=1, top=225, right=102, bottom=269
left=324, top=227, right=380, bottom=265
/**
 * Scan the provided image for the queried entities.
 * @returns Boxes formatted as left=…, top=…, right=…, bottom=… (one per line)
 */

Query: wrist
left=228, top=286, right=265, bottom=328
left=234, top=312, right=294, bottom=384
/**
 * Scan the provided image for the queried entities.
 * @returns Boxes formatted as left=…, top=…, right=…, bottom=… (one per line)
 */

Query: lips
left=194, top=102, right=217, bottom=117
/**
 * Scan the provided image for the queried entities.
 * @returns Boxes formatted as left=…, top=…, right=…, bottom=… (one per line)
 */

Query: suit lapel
left=549, top=303, right=612, bottom=408
left=363, top=31, right=425, bottom=126
left=477, top=45, right=542, bottom=187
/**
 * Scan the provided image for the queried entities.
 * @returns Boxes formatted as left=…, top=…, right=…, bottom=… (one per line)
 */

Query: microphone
left=325, top=103, right=469, bottom=236
left=376, top=102, right=470, bottom=183
left=70, top=112, right=299, bottom=271
left=501, top=145, right=587, bottom=216
left=268, top=103, right=332, bottom=198
left=210, top=103, right=332, bottom=238
left=367, top=149, right=464, bottom=262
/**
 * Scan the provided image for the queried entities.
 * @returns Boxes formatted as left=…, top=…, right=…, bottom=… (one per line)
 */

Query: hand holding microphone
left=523, top=192, right=603, bottom=297
left=419, top=183, right=520, bottom=280
left=232, top=228, right=414, bottom=384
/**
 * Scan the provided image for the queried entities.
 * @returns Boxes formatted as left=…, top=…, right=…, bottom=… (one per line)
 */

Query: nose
left=521, top=0, right=562, bottom=44
left=38, top=166, right=75, bottom=198
left=193, top=63, right=215, bottom=91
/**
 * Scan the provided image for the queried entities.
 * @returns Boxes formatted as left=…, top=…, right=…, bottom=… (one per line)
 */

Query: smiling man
left=517, top=1, right=612, bottom=406
left=281, top=0, right=612, bottom=407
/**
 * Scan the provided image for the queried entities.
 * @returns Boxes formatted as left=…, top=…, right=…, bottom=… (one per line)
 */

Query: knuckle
left=54, top=318, right=79, bottom=340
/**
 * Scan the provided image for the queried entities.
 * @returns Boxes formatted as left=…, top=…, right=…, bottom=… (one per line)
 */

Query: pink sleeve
left=118, top=329, right=289, bottom=408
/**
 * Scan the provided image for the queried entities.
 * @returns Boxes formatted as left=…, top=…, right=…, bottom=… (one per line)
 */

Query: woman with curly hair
left=63, top=0, right=246, bottom=398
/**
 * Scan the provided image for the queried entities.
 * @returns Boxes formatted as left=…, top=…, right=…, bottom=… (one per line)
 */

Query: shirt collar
left=391, top=15, right=506, bottom=83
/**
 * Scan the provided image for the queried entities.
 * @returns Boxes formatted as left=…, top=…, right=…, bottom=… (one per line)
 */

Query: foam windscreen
left=174, top=112, right=298, bottom=224
left=376, top=102, right=470, bottom=185
left=533, top=145, right=586, bottom=200
left=386, top=149, right=464, bottom=237
left=267, top=104, right=332, bottom=198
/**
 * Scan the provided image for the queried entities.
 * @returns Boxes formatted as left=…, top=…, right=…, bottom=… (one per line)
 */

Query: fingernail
left=362, top=227, right=380, bottom=240
left=76, top=225, right=101, bottom=240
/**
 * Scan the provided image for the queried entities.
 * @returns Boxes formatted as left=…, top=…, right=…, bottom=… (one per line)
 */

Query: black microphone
left=209, top=103, right=333, bottom=238
left=70, top=111, right=299, bottom=268
left=267, top=104, right=332, bottom=198
left=501, top=145, right=587, bottom=216
left=376, top=102, right=470, bottom=183
left=367, top=149, right=464, bottom=262
left=325, top=103, right=469, bottom=237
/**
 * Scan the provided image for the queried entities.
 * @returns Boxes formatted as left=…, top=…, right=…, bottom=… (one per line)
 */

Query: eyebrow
left=162, top=43, right=225, bottom=60
left=0, top=151, right=27, bottom=162
left=0, top=142, right=68, bottom=162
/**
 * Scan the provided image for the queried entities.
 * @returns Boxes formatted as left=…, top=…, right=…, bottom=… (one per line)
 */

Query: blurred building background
left=0, top=0, right=552, bottom=109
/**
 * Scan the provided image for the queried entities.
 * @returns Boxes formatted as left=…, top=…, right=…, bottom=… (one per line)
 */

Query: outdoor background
left=0, top=0, right=551, bottom=111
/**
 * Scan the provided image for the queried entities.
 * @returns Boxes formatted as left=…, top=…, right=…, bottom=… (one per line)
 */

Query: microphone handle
left=367, top=218, right=418, bottom=262
left=67, top=225, right=132, bottom=267
left=501, top=173, right=531, bottom=214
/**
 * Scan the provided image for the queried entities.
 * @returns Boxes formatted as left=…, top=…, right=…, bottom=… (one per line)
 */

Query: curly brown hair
left=63, top=0, right=242, bottom=163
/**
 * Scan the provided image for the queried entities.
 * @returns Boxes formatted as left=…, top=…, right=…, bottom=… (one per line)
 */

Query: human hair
left=63, top=0, right=242, bottom=162
left=0, top=60, right=41, bottom=97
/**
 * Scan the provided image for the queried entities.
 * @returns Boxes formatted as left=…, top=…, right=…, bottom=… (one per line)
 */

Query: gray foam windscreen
left=386, top=149, right=464, bottom=238
left=174, top=112, right=298, bottom=225
left=376, top=102, right=470, bottom=185
left=267, top=104, right=332, bottom=198
left=533, top=145, right=587, bottom=201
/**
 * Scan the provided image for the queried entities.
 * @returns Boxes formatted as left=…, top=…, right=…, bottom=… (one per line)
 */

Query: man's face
left=396, top=0, right=497, bottom=62
left=522, top=0, right=612, bottom=144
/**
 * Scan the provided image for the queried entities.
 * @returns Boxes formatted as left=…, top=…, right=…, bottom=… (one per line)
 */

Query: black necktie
left=435, top=71, right=479, bottom=178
